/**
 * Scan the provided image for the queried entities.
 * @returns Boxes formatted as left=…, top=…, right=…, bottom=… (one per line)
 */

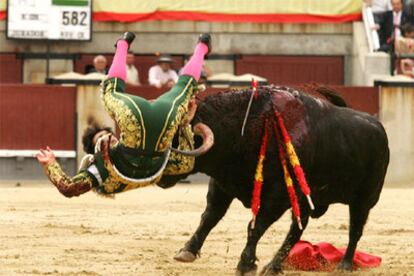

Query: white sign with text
left=7, top=0, right=91, bottom=41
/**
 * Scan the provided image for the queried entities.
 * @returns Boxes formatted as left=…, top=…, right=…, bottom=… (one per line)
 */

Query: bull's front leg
left=237, top=205, right=288, bottom=276
left=260, top=210, right=310, bottom=275
left=174, top=178, right=233, bottom=262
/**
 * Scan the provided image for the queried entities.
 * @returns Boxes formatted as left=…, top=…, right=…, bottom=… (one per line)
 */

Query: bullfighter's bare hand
left=36, top=146, right=57, bottom=165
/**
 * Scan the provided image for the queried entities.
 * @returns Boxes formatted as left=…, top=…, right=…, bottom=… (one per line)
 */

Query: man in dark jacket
left=379, top=0, right=411, bottom=52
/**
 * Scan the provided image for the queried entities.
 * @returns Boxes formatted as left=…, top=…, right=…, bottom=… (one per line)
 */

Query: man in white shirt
left=126, top=51, right=140, bottom=85
left=88, top=55, right=108, bottom=74
left=148, top=55, right=178, bottom=88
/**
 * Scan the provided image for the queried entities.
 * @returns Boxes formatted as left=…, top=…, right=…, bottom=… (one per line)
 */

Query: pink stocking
left=180, top=43, right=208, bottom=81
left=107, top=40, right=128, bottom=81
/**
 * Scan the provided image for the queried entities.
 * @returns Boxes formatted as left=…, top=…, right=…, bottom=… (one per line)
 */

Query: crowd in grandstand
left=366, top=0, right=414, bottom=77
left=83, top=53, right=214, bottom=87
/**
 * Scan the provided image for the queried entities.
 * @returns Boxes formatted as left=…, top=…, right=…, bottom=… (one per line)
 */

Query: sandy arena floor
left=0, top=182, right=413, bottom=276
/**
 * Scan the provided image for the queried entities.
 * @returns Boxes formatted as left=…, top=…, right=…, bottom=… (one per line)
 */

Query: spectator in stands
left=88, top=55, right=108, bottom=74
left=365, top=0, right=391, bottom=25
left=400, top=58, right=414, bottom=77
left=405, top=0, right=414, bottom=22
left=401, top=22, right=414, bottom=44
left=148, top=55, right=178, bottom=88
left=395, top=23, right=414, bottom=52
left=396, top=23, right=414, bottom=77
left=402, top=23, right=414, bottom=38
left=378, top=0, right=411, bottom=52
left=126, top=51, right=140, bottom=85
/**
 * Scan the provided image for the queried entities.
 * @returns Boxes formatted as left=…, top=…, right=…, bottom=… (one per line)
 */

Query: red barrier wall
left=0, top=54, right=23, bottom=83
left=0, top=84, right=378, bottom=150
left=236, top=55, right=344, bottom=85
left=331, top=86, right=379, bottom=116
left=0, top=84, right=76, bottom=150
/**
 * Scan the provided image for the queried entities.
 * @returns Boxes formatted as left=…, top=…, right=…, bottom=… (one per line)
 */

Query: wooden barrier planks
left=0, top=84, right=76, bottom=150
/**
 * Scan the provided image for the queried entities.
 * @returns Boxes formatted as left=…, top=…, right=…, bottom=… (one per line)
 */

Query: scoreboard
left=7, top=0, right=92, bottom=41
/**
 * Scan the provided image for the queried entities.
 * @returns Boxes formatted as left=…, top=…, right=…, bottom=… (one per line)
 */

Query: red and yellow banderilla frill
left=250, top=111, right=314, bottom=230
left=274, top=111, right=315, bottom=211
left=250, top=118, right=269, bottom=229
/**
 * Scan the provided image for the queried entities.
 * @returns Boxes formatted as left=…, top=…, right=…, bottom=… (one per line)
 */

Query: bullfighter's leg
left=180, top=33, right=210, bottom=81
left=174, top=178, right=234, bottom=262
left=337, top=202, right=371, bottom=271
left=236, top=205, right=288, bottom=275
left=260, top=209, right=310, bottom=275
left=107, top=32, right=135, bottom=81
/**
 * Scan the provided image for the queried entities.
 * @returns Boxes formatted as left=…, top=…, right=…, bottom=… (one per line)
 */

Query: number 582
left=62, top=11, right=87, bottom=26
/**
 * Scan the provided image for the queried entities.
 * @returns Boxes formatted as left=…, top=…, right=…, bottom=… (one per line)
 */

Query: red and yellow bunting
left=0, top=0, right=4, bottom=20
left=0, top=0, right=362, bottom=23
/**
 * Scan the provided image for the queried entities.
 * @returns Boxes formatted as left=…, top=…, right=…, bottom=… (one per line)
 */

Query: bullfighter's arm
left=37, top=147, right=93, bottom=197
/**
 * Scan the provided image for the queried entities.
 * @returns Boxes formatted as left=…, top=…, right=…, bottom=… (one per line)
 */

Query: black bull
left=159, top=85, right=389, bottom=274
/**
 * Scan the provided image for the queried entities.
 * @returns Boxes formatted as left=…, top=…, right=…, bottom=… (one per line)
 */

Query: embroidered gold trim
left=155, top=78, right=193, bottom=150
left=101, top=81, right=143, bottom=148
left=114, top=92, right=147, bottom=149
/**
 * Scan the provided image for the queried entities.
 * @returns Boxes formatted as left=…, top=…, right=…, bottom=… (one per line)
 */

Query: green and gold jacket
left=44, top=75, right=198, bottom=197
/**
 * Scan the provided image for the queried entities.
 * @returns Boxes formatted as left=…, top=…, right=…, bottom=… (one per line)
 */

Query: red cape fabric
left=283, top=240, right=381, bottom=271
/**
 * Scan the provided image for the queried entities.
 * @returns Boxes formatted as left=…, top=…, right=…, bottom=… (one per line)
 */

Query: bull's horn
left=170, top=123, right=214, bottom=156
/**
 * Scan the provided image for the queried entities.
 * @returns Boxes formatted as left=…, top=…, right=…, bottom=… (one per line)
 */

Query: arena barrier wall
left=75, top=84, right=116, bottom=166
left=0, top=84, right=77, bottom=180
left=311, top=86, right=379, bottom=116
left=0, top=53, right=23, bottom=83
left=0, top=84, right=76, bottom=150
left=0, top=83, right=379, bottom=151
left=236, top=55, right=344, bottom=86
left=0, top=83, right=382, bottom=181
left=378, top=82, right=414, bottom=185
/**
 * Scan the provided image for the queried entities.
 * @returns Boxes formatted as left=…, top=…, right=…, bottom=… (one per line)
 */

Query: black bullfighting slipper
left=114, top=32, right=136, bottom=49
left=198, top=33, right=211, bottom=55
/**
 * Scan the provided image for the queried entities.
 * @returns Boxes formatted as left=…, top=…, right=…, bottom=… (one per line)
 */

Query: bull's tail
left=313, top=86, right=348, bottom=107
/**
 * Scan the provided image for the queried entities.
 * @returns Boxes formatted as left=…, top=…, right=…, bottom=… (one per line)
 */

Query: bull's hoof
left=337, top=260, right=353, bottom=271
left=174, top=249, right=197, bottom=262
left=260, top=263, right=283, bottom=275
left=235, top=266, right=257, bottom=276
